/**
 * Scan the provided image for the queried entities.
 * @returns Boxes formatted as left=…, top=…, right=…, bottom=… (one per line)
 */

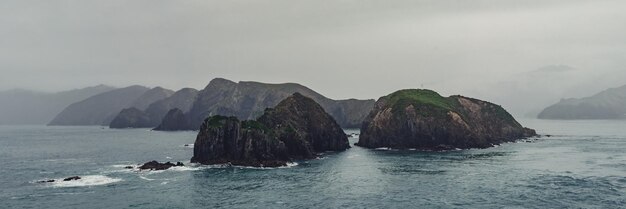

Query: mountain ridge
left=0, top=85, right=115, bottom=125
left=538, top=85, right=626, bottom=120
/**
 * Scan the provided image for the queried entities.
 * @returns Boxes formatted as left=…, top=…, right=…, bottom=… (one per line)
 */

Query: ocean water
left=1, top=119, right=626, bottom=208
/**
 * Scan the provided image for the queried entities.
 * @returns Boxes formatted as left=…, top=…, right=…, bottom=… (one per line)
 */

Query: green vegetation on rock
left=205, top=115, right=233, bottom=128
left=358, top=89, right=536, bottom=150
left=385, top=89, right=459, bottom=116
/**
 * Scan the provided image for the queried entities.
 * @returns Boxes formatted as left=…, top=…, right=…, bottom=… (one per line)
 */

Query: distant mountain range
left=0, top=85, right=115, bottom=125
left=181, top=78, right=375, bottom=130
left=47, top=78, right=375, bottom=129
left=538, top=85, right=626, bottom=120
left=109, top=88, right=198, bottom=128
left=48, top=86, right=173, bottom=126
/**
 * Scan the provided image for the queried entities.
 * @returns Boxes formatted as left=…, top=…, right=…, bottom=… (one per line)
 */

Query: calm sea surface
left=1, top=119, right=626, bottom=208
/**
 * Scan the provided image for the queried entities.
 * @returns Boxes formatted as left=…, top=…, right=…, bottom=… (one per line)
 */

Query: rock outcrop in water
left=139, top=161, right=185, bottom=170
left=191, top=93, right=350, bottom=167
left=357, top=89, right=536, bottom=150
left=37, top=176, right=82, bottom=183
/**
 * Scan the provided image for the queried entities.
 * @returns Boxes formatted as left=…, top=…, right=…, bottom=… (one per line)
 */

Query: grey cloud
left=1, top=0, right=625, bottom=116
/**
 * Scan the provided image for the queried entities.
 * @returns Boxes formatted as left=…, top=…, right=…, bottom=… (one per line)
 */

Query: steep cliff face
left=257, top=93, right=350, bottom=153
left=184, top=78, right=374, bottom=130
left=538, top=85, right=626, bottom=120
left=191, top=93, right=349, bottom=167
left=191, top=116, right=290, bottom=167
left=357, top=89, right=536, bottom=150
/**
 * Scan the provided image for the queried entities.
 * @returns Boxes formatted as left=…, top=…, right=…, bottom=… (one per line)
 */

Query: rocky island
left=191, top=93, right=350, bottom=167
left=357, top=89, right=536, bottom=150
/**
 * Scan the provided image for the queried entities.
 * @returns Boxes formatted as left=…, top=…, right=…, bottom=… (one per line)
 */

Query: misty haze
left=1, top=1, right=626, bottom=208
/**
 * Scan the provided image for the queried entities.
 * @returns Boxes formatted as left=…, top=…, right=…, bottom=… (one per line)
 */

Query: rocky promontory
left=191, top=93, right=350, bottom=167
left=357, top=89, right=536, bottom=150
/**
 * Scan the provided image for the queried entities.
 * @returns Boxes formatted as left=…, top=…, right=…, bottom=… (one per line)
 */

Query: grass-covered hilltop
left=357, top=89, right=536, bottom=150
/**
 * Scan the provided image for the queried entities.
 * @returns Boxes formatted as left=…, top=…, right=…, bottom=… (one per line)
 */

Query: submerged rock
left=191, top=93, right=350, bottom=167
left=357, top=89, right=536, bottom=150
left=139, top=161, right=184, bottom=170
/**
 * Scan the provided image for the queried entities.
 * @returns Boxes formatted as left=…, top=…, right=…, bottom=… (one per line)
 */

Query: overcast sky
left=2, top=0, right=626, bottom=112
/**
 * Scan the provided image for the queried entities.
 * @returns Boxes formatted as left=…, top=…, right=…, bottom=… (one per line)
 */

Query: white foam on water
left=347, top=154, right=361, bottom=159
left=133, top=166, right=197, bottom=174
left=110, top=164, right=139, bottom=169
left=138, top=175, right=156, bottom=181
left=167, top=166, right=202, bottom=171
left=183, top=144, right=194, bottom=148
left=408, top=148, right=417, bottom=151
left=231, top=162, right=299, bottom=170
left=284, top=162, right=299, bottom=168
left=375, top=147, right=392, bottom=151
left=45, top=175, right=122, bottom=188
left=140, top=169, right=166, bottom=175
left=103, top=165, right=139, bottom=174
